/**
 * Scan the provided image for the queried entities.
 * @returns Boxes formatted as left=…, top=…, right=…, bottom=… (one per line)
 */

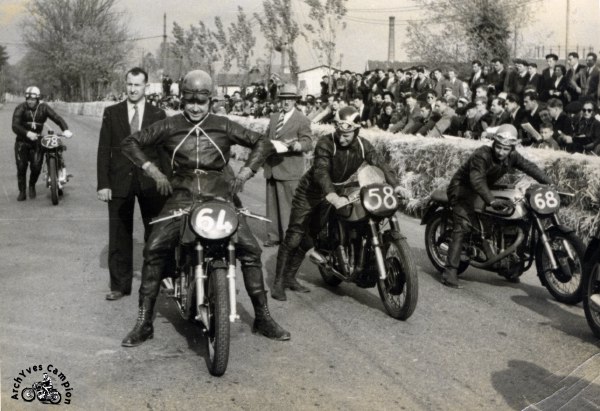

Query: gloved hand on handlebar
left=325, top=192, right=348, bottom=209
left=62, top=130, right=73, bottom=138
left=142, top=162, right=172, bottom=196
left=26, top=131, right=38, bottom=141
left=490, top=198, right=513, bottom=210
left=231, top=167, right=254, bottom=194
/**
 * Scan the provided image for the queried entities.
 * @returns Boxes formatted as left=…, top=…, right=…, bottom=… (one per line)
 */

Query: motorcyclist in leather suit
left=12, top=86, right=73, bottom=201
left=441, top=124, right=553, bottom=288
left=271, top=106, right=406, bottom=301
left=41, top=373, right=53, bottom=396
left=120, top=70, right=290, bottom=347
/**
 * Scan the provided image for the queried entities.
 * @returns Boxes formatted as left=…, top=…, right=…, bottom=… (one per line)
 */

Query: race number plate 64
left=360, top=184, right=398, bottom=217
left=190, top=202, right=239, bottom=240
left=529, top=186, right=560, bottom=214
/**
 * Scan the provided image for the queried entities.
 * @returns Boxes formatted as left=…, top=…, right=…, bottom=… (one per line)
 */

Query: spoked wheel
left=583, top=255, right=600, bottom=338
left=48, top=156, right=59, bottom=205
left=21, top=388, right=35, bottom=402
left=377, top=236, right=418, bottom=320
left=49, top=391, right=62, bottom=404
left=204, top=268, right=230, bottom=377
left=536, top=228, right=585, bottom=304
left=424, top=211, right=469, bottom=274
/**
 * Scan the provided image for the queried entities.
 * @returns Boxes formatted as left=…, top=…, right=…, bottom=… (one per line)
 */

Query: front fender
left=420, top=202, right=444, bottom=225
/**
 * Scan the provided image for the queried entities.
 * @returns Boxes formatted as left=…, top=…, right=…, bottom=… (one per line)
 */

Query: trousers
left=15, top=140, right=43, bottom=192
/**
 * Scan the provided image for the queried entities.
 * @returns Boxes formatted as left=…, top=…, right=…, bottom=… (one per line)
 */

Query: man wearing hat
left=263, top=83, right=313, bottom=249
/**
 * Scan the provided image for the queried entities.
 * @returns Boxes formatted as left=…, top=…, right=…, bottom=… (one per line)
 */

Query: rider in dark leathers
left=12, top=86, right=71, bottom=201
left=441, top=124, right=553, bottom=288
left=271, top=106, right=404, bottom=301
left=120, top=70, right=290, bottom=347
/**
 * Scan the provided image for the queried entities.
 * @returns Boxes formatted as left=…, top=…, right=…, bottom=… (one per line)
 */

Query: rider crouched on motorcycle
left=441, top=124, right=553, bottom=288
left=120, top=70, right=290, bottom=347
left=11, top=86, right=73, bottom=201
left=271, top=106, right=405, bottom=301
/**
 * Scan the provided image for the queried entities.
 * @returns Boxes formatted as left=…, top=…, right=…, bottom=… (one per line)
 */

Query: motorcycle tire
left=21, top=388, right=35, bottom=402
left=48, top=156, right=59, bottom=206
left=50, top=391, right=62, bottom=404
left=205, top=268, right=230, bottom=377
left=583, top=249, right=600, bottom=338
left=377, top=235, right=418, bottom=320
left=535, top=227, right=585, bottom=305
left=319, top=266, right=342, bottom=287
left=424, top=211, right=469, bottom=275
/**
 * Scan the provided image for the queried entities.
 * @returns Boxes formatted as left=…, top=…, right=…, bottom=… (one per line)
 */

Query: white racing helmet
left=25, top=86, right=41, bottom=100
left=492, top=124, right=519, bottom=146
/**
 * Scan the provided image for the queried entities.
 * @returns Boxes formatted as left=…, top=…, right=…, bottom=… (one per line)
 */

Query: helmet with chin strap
left=180, top=70, right=213, bottom=103
left=334, top=106, right=361, bottom=137
left=25, top=86, right=41, bottom=100
left=492, top=124, right=519, bottom=146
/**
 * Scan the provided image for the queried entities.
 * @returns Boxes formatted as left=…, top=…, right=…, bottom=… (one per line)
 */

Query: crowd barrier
left=49, top=102, right=600, bottom=240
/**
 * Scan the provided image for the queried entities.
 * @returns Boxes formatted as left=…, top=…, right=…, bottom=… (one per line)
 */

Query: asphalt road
left=0, top=103, right=598, bottom=411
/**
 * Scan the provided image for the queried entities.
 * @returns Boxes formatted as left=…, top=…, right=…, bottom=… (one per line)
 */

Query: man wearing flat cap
left=263, top=84, right=313, bottom=249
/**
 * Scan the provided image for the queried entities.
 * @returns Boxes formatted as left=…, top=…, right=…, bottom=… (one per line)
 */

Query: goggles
left=25, top=93, right=40, bottom=99
left=182, top=91, right=210, bottom=105
left=335, top=120, right=359, bottom=132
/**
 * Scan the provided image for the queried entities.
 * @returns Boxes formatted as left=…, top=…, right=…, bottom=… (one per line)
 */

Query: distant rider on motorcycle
left=271, top=106, right=405, bottom=301
left=12, top=86, right=73, bottom=201
left=441, top=124, right=553, bottom=288
left=41, top=373, right=53, bottom=395
left=120, top=70, right=290, bottom=347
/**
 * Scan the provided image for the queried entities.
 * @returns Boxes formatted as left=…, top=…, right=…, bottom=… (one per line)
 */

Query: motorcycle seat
left=430, top=189, right=448, bottom=203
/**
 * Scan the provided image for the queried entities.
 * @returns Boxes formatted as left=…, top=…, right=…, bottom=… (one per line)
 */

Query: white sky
left=1, top=0, right=599, bottom=72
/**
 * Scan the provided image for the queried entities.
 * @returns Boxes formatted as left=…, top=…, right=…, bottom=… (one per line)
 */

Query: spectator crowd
left=214, top=52, right=600, bottom=155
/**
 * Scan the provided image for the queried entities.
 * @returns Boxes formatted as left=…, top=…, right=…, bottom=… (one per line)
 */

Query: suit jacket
left=469, top=72, right=487, bottom=97
left=565, top=64, right=586, bottom=101
left=504, top=70, right=529, bottom=98
left=540, top=67, right=556, bottom=101
left=486, top=70, right=507, bottom=94
left=97, top=100, right=168, bottom=197
left=527, top=74, right=542, bottom=93
left=446, top=78, right=466, bottom=98
left=584, top=65, right=600, bottom=100
left=263, top=108, right=313, bottom=181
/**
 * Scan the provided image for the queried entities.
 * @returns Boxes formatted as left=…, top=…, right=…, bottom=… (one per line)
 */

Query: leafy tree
left=213, top=6, right=256, bottom=75
left=170, top=21, right=222, bottom=79
left=405, top=0, right=532, bottom=66
left=0, top=45, right=8, bottom=70
left=254, top=0, right=302, bottom=79
left=22, top=0, right=129, bottom=101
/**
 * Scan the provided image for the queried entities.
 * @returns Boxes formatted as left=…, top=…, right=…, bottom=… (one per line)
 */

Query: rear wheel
left=48, top=156, right=59, bottom=205
left=205, top=268, right=230, bottom=377
left=21, top=388, right=35, bottom=402
left=424, top=211, right=469, bottom=274
left=536, top=228, right=585, bottom=304
left=583, top=250, right=600, bottom=338
left=377, top=236, right=418, bottom=320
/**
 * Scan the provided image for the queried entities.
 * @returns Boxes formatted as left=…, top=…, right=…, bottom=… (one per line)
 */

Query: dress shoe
left=441, top=268, right=462, bottom=289
left=28, top=185, right=36, bottom=199
left=106, top=291, right=125, bottom=300
left=17, top=191, right=26, bottom=201
left=285, top=278, right=310, bottom=293
left=263, top=240, right=281, bottom=248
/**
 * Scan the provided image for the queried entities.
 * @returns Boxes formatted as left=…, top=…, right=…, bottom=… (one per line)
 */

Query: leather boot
left=271, top=243, right=291, bottom=301
left=121, top=297, right=155, bottom=347
left=28, top=185, right=36, bottom=199
left=250, top=291, right=290, bottom=341
left=441, top=268, right=461, bottom=288
left=284, top=248, right=310, bottom=293
left=17, top=191, right=26, bottom=201
left=442, top=230, right=464, bottom=288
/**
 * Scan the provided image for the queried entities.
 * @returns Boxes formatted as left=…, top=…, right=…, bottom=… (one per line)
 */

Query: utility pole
left=162, top=13, right=167, bottom=72
left=565, top=0, right=570, bottom=60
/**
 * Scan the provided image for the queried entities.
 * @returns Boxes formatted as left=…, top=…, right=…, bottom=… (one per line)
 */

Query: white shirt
left=127, top=98, right=146, bottom=131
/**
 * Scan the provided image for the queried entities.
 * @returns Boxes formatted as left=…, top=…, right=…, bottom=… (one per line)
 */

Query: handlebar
left=150, top=205, right=271, bottom=225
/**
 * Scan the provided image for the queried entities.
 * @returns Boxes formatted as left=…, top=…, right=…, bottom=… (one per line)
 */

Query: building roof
left=297, top=65, right=341, bottom=74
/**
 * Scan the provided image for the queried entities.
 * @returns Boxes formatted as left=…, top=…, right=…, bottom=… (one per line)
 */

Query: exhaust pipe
left=308, top=249, right=347, bottom=281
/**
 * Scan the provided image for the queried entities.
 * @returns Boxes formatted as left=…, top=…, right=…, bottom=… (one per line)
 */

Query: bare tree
left=23, top=0, right=129, bottom=101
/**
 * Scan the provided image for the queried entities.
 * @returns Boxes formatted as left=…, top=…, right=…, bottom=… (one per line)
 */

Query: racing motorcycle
left=40, top=130, right=71, bottom=205
left=583, top=224, right=600, bottom=338
left=422, top=182, right=585, bottom=304
left=309, top=165, right=418, bottom=320
left=156, top=195, right=268, bottom=377
left=21, top=382, right=61, bottom=404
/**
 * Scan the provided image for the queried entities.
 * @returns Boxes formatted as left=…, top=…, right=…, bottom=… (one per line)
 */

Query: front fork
left=369, top=218, right=387, bottom=280
left=227, top=239, right=239, bottom=323
left=534, top=214, right=576, bottom=271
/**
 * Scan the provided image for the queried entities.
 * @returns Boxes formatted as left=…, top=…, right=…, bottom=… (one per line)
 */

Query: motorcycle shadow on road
left=491, top=358, right=600, bottom=410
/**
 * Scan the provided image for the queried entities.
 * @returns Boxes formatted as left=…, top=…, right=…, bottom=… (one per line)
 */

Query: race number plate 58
left=529, top=186, right=560, bottom=214
left=360, top=184, right=398, bottom=217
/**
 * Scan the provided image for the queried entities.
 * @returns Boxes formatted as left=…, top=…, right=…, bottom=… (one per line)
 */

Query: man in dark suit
left=504, top=59, right=530, bottom=100
left=527, top=63, right=542, bottom=93
left=487, top=58, right=507, bottom=95
left=540, top=53, right=558, bottom=101
left=566, top=52, right=586, bottom=101
left=263, top=84, right=313, bottom=251
left=97, top=67, right=170, bottom=301
left=469, top=60, right=487, bottom=99
left=584, top=52, right=599, bottom=102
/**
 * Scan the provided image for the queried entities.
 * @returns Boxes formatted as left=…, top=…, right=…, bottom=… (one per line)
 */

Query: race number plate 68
left=361, top=184, right=398, bottom=217
left=529, top=186, right=560, bottom=214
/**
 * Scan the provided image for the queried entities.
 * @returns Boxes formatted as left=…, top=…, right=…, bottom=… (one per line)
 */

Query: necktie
left=130, top=104, right=139, bottom=133
left=275, top=111, right=284, bottom=139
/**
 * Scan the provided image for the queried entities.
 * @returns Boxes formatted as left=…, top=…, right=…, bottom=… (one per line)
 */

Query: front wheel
left=204, top=268, right=230, bottom=377
left=21, top=388, right=35, bottom=402
left=424, top=210, right=469, bottom=275
left=377, top=236, right=418, bottom=320
left=48, top=156, right=59, bottom=205
left=536, top=228, right=585, bottom=304
left=583, top=251, right=600, bottom=338
left=49, top=391, right=62, bottom=404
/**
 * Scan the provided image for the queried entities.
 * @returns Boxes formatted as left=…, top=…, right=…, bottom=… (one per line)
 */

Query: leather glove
left=325, top=192, right=348, bottom=209
left=231, top=167, right=254, bottom=194
left=490, top=198, right=513, bottom=210
left=26, top=131, right=38, bottom=141
left=287, top=141, right=303, bottom=152
left=143, top=162, right=172, bottom=196
left=394, top=186, right=410, bottom=199
left=62, top=130, right=73, bottom=138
